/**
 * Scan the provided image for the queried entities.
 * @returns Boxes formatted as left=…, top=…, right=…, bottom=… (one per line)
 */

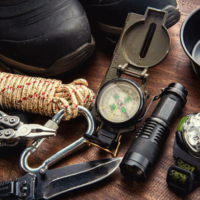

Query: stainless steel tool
left=0, top=157, right=122, bottom=200
left=0, top=110, right=56, bottom=147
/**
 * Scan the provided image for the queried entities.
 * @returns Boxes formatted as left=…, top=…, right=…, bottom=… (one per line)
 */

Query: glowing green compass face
left=182, top=113, right=200, bottom=157
left=97, top=80, right=141, bottom=123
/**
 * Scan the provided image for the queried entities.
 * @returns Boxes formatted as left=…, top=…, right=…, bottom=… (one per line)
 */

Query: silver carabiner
left=20, top=106, right=95, bottom=174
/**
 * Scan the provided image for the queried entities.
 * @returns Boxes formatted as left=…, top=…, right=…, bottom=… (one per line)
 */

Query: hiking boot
left=80, top=0, right=180, bottom=45
left=0, top=0, right=95, bottom=77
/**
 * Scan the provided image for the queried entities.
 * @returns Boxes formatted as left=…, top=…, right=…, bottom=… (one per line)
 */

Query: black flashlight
left=120, top=83, right=188, bottom=181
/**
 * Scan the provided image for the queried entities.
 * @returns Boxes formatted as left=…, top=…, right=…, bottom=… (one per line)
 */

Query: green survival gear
left=167, top=113, right=200, bottom=194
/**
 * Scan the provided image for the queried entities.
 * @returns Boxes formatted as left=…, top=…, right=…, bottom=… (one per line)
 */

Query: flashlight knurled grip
left=120, top=83, right=188, bottom=181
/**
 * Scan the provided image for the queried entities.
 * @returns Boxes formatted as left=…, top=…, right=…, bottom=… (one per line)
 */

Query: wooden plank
left=0, top=0, right=200, bottom=199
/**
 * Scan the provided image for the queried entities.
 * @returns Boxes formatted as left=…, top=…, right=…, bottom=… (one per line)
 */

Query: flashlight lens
left=182, top=113, right=200, bottom=156
left=125, top=165, right=143, bottom=176
left=121, top=164, right=146, bottom=181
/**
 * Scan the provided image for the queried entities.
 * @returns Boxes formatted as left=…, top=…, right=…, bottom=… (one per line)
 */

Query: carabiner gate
left=20, top=106, right=95, bottom=174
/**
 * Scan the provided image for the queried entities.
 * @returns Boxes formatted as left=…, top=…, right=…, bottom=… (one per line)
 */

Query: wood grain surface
left=0, top=0, right=200, bottom=199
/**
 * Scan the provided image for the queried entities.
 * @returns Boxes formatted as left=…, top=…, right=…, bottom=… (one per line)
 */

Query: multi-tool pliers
left=0, top=111, right=56, bottom=147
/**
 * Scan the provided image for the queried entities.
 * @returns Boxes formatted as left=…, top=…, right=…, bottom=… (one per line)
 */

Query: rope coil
left=0, top=72, right=95, bottom=120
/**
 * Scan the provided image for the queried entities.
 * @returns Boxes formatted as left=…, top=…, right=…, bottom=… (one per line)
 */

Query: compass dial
left=96, top=79, right=142, bottom=125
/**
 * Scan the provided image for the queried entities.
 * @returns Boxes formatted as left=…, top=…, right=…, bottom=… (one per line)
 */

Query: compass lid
left=116, top=7, right=171, bottom=68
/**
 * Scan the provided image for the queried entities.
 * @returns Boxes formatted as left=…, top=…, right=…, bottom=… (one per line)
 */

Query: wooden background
left=1, top=0, right=200, bottom=199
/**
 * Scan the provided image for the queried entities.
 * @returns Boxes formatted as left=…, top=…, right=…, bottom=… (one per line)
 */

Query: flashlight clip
left=139, top=88, right=165, bottom=121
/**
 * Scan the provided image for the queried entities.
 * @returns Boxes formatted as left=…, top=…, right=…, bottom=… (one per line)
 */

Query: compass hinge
left=117, top=63, right=149, bottom=80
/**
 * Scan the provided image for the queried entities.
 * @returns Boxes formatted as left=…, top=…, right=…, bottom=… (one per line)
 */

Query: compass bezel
left=96, top=78, right=145, bottom=128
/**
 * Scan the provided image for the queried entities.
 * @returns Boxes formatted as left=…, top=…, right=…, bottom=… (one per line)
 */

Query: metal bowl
left=181, top=7, right=200, bottom=76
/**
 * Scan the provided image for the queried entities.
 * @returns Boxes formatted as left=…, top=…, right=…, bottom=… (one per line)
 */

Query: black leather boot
left=0, top=0, right=95, bottom=77
left=80, top=0, right=180, bottom=45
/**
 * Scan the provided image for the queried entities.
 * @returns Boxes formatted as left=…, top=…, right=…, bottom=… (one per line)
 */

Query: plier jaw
left=16, top=124, right=56, bottom=140
left=0, top=111, right=56, bottom=147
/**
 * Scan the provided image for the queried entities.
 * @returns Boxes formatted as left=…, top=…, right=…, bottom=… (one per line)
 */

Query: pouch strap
left=167, top=159, right=199, bottom=194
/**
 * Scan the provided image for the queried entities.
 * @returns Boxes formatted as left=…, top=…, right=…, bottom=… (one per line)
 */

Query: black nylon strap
left=167, top=159, right=198, bottom=194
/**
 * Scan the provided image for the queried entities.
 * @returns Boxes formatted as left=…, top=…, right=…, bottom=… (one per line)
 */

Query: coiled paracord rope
left=0, top=72, right=95, bottom=120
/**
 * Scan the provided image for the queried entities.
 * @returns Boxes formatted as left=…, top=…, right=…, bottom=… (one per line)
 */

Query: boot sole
left=0, top=37, right=95, bottom=77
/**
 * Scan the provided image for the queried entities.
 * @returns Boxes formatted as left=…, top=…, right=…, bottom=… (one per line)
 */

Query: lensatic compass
left=83, top=7, right=171, bottom=156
